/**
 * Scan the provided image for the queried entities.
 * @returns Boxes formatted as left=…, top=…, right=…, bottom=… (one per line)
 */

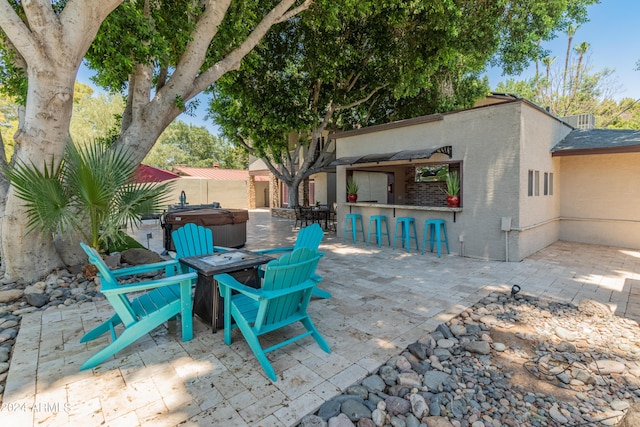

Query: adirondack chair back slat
left=173, top=223, right=213, bottom=257
left=260, top=249, right=319, bottom=328
left=293, top=223, right=324, bottom=251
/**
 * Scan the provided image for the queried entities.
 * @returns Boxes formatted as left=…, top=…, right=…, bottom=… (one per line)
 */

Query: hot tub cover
left=164, top=209, right=249, bottom=227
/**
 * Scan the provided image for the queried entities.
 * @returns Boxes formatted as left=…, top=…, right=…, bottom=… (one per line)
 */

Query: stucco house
left=330, top=94, right=640, bottom=261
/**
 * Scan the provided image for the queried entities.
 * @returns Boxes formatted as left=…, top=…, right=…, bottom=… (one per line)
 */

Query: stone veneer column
left=270, top=174, right=280, bottom=208
left=248, top=176, right=257, bottom=209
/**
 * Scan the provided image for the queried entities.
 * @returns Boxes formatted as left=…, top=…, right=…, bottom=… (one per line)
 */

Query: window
left=544, top=173, right=548, bottom=195
left=544, top=172, right=554, bottom=196
left=528, top=170, right=534, bottom=196
left=534, top=171, right=540, bottom=196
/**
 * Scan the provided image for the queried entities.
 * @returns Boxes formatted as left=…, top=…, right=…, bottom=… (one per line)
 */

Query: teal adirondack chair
left=172, top=223, right=229, bottom=273
left=79, top=242, right=197, bottom=370
left=215, top=248, right=331, bottom=381
left=253, top=223, right=331, bottom=299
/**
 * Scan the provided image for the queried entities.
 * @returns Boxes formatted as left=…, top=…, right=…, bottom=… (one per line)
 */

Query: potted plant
left=443, top=171, right=460, bottom=207
left=346, top=177, right=359, bottom=203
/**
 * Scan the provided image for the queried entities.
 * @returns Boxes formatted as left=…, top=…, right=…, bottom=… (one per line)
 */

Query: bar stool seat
left=393, top=217, right=418, bottom=251
left=367, top=215, right=390, bottom=247
left=344, top=213, right=365, bottom=243
left=422, top=219, right=450, bottom=257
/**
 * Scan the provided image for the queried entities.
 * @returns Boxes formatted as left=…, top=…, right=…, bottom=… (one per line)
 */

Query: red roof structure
left=172, top=166, right=250, bottom=181
left=134, top=164, right=180, bottom=183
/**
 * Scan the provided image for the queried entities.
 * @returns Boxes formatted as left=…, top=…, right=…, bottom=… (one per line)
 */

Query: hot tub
left=161, top=208, right=249, bottom=250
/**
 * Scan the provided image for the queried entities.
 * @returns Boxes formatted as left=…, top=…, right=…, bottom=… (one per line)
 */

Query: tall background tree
left=495, top=29, right=640, bottom=129
left=143, top=121, right=247, bottom=170
left=211, top=0, right=598, bottom=207
left=0, top=0, right=315, bottom=281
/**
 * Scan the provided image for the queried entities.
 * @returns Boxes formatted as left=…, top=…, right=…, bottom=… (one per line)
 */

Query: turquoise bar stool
left=344, top=213, right=365, bottom=243
left=422, top=219, right=450, bottom=257
left=393, top=217, right=418, bottom=251
left=367, top=215, right=390, bottom=247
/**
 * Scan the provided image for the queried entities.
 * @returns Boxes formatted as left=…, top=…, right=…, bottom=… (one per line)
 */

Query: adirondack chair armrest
left=111, top=259, right=180, bottom=278
left=214, top=273, right=264, bottom=300
left=311, top=273, right=323, bottom=283
left=252, top=246, right=295, bottom=255
left=101, top=272, right=197, bottom=296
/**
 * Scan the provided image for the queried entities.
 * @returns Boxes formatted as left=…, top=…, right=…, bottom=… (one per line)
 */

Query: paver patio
left=3, top=209, right=640, bottom=426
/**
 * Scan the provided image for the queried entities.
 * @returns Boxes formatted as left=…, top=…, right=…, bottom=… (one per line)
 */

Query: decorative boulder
left=120, top=248, right=164, bottom=266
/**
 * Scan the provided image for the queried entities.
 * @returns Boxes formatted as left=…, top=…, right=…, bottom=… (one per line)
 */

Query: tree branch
left=334, top=85, right=387, bottom=111
left=60, top=0, right=123, bottom=58
left=0, top=2, right=38, bottom=60
left=20, top=0, right=57, bottom=38
left=274, top=0, right=313, bottom=24
left=191, top=0, right=312, bottom=96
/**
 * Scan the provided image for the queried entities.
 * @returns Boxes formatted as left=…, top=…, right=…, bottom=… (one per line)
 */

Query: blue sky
left=78, top=0, right=639, bottom=134
left=486, top=0, right=640, bottom=101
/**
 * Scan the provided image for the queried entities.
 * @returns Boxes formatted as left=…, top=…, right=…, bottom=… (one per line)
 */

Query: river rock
left=465, top=341, right=491, bottom=355
left=25, top=293, right=49, bottom=308
left=578, top=299, right=613, bottom=317
left=0, top=289, right=23, bottom=303
left=589, top=359, right=626, bottom=374
left=341, top=398, right=372, bottom=421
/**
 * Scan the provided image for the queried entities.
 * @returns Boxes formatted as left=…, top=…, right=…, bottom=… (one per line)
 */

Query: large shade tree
left=211, top=0, right=598, bottom=207
left=0, top=0, right=315, bottom=281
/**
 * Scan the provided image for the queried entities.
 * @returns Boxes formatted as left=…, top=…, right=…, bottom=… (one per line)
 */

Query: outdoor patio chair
left=172, top=222, right=230, bottom=273
left=215, top=247, right=330, bottom=381
left=253, top=223, right=331, bottom=298
left=78, top=242, right=197, bottom=370
left=294, top=205, right=314, bottom=228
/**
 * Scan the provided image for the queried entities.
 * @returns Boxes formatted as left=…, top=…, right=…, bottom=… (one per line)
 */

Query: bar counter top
left=344, top=202, right=462, bottom=212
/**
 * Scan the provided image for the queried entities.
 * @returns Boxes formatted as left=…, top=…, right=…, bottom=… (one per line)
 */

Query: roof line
left=552, top=145, right=640, bottom=157
left=330, top=96, right=573, bottom=140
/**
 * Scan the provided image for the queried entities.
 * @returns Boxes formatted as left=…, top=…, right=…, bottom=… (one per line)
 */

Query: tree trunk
left=1, top=69, right=76, bottom=282
left=288, top=181, right=300, bottom=208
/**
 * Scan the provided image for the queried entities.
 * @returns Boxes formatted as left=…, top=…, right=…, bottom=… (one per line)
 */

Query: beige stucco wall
left=335, top=101, right=573, bottom=261
left=165, top=177, right=249, bottom=209
left=311, top=172, right=329, bottom=205
left=515, top=103, right=571, bottom=260
left=559, top=152, right=640, bottom=249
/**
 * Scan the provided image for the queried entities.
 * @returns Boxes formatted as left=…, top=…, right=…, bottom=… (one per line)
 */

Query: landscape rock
left=302, top=291, right=640, bottom=427
left=0, top=289, right=23, bottom=303
left=120, top=248, right=163, bottom=265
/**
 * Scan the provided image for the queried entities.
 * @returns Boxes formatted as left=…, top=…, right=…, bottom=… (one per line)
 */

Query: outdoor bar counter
left=344, top=202, right=462, bottom=222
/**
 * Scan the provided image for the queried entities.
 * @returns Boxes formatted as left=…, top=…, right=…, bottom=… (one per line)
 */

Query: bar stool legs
left=393, top=217, right=418, bottom=251
left=422, top=219, right=450, bottom=257
left=367, top=215, right=390, bottom=247
left=344, top=213, right=365, bottom=243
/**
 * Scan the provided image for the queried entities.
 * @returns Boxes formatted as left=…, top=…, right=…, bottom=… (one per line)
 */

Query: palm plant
left=6, top=140, right=171, bottom=252
left=444, top=171, right=460, bottom=196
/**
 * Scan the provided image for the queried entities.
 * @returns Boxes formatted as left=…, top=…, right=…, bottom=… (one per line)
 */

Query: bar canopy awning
left=329, top=145, right=452, bottom=166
